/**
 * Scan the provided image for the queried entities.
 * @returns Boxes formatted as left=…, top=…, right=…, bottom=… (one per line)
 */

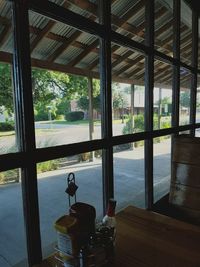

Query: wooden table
left=34, top=206, right=200, bottom=267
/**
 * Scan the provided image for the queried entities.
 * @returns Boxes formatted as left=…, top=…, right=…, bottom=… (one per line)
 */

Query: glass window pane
left=154, top=60, right=172, bottom=130
left=179, top=68, right=191, bottom=125
left=180, top=0, right=192, bottom=66
left=111, top=0, right=145, bottom=43
left=153, top=136, right=171, bottom=203
left=112, top=45, right=145, bottom=136
left=0, top=1, right=17, bottom=155
left=48, top=0, right=99, bottom=23
left=154, top=0, right=173, bottom=57
left=37, top=151, right=103, bottom=257
left=0, top=169, right=28, bottom=266
left=29, top=11, right=101, bottom=148
left=114, top=142, right=145, bottom=210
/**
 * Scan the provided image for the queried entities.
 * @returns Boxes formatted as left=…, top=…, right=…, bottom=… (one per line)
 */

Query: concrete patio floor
left=0, top=139, right=171, bottom=267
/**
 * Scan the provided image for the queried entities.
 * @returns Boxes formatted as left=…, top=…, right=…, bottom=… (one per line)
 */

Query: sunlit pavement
left=0, top=128, right=171, bottom=267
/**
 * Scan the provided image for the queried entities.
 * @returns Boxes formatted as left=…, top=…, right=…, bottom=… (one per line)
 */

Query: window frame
left=0, top=0, right=199, bottom=265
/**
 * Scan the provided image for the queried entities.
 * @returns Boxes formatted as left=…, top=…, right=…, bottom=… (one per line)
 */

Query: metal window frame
left=0, top=0, right=199, bottom=266
left=11, top=0, right=42, bottom=265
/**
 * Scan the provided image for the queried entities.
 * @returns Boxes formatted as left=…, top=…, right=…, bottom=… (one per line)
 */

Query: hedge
left=0, top=121, right=15, bottom=131
left=65, top=111, right=84, bottom=121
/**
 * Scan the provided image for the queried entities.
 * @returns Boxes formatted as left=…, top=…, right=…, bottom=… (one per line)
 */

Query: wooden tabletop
left=34, top=206, right=200, bottom=267
left=114, top=206, right=200, bottom=267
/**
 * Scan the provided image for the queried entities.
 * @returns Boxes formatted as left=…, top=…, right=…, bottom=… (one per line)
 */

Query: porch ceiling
left=0, top=0, right=199, bottom=88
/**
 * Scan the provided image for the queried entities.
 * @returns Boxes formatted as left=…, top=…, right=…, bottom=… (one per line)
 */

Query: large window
left=0, top=0, right=199, bottom=266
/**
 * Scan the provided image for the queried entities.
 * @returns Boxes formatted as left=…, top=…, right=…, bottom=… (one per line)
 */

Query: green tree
left=1, top=63, right=100, bottom=118
left=180, top=91, right=190, bottom=108
left=0, top=63, right=13, bottom=115
left=56, top=97, right=71, bottom=116
left=77, top=94, right=101, bottom=112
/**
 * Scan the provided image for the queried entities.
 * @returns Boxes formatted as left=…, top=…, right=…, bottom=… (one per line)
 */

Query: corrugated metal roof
left=51, top=22, right=76, bottom=38
left=55, top=46, right=83, bottom=64
left=1, top=34, right=13, bottom=53
left=77, top=51, right=97, bottom=67
left=0, top=0, right=197, bottom=86
left=29, top=11, right=49, bottom=29
left=32, top=37, right=61, bottom=60
left=76, top=33, right=97, bottom=46
left=0, top=0, right=11, bottom=19
left=112, top=0, right=140, bottom=18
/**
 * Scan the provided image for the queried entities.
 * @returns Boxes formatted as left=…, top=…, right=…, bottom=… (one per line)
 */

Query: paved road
left=0, top=122, right=125, bottom=152
left=0, top=139, right=171, bottom=267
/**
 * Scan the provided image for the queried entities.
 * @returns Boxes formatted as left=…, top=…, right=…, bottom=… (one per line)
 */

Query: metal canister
left=69, top=202, right=96, bottom=246
left=54, top=215, right=79, bottom=257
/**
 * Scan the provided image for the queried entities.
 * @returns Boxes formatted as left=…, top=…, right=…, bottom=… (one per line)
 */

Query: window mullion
left=144, top=0, right=154, bottom=210
left=172, top=0, right=180, bottom=129
left=190, top=9, right=198, bottom=135
left=12, top=0, right=42, bottom=266
left=99, top=0, right=113, bottom=213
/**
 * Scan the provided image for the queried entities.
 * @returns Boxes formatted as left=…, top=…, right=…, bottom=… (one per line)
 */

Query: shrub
left=79, top=152, right=91, bottom=162
left=0, top=121, right=15, bottom=131
left=0, top=169, right=19, bottom=184
left=55, top=114, right=65, bottom=120
left=65, top=111, right=84, bottom=121
left=35, top=110, right=56, bottom=121
left=134, top=115, right=144, bottom=132
left=122, top=115, right=145, bottom=135
left=161, top=120, right=171, bottom=129
left=37, top=160, right=59, bottom=173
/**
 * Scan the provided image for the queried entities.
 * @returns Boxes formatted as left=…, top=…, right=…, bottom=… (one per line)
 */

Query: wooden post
left=88, top=77, right=94, bottom=161
left=158, top=88, right=162, bottom=129
left=131, top=84, right=135, bottom=149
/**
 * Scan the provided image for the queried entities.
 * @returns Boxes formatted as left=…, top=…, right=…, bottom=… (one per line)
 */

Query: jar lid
left=54, top=215, right=77, bottom=234
left=70, top=202, right=96, bottom=220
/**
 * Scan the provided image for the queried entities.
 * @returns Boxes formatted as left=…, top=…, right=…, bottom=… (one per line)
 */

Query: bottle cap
left=108, top=199, right=116, bottom=209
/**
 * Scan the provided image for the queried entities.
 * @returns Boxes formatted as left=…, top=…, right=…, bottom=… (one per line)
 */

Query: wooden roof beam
left=48, top=13, right=96, bottom=62
left=67, top=39, right=99, bottom=67
left=0, top=50, right=138, bottom=85
left=87, top=44, right=120, bottom=71
left=30, top=1, right=70, bottom=53
left=112, top=50, right=133, bottom=68
left=30, top=20, right=55, bottom=53
left=114, top=55, right=144, bottom=76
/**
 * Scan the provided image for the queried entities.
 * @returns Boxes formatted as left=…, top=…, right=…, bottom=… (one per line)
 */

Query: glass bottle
left=102, top=199, right=116, bottom=241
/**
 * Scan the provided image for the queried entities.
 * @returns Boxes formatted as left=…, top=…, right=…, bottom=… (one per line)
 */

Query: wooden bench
left=153, top=135, right=200, bottom=225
